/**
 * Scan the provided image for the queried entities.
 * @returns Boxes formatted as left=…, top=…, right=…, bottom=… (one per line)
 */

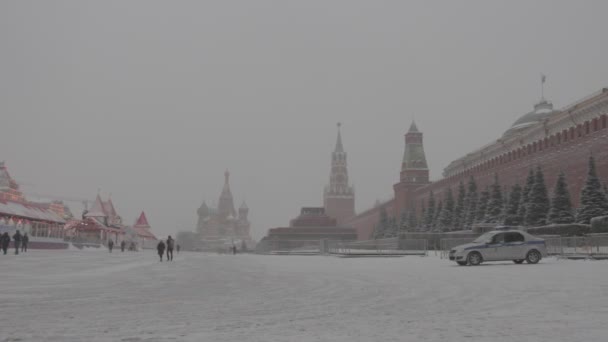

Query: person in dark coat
left=12, top=230, right=22, bottom=255
left=21, top=233, right=29, bottom=252
left=157, top=240, right=166, bottom=262
left=108, top=239, right=114, bottom=253
left=1, top=232, right=10, bottom=255
left=166, top=236, right=174, bottom=261
left=120, top=240, right=126, bottom=252
left=176, top=244, right=181, bottom=254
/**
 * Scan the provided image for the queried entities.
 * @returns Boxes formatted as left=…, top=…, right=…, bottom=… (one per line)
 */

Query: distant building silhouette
left=196, top=170, right=252, bottom=247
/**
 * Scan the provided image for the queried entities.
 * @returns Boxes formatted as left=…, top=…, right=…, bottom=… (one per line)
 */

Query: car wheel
left=526, top=250, right=541, bottom=264
left=456, top=261, right=468, bottom=266
left=467, top=252, right=482, bottom=266
left=513, top=259, right=525, bottom=264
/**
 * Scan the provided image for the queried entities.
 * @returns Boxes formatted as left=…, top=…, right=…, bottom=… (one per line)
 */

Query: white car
left=449, top=230, right=547, bottom=266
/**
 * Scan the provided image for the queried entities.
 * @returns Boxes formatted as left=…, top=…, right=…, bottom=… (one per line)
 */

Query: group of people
left=1, top=230, right=29, bottom=255
left=156, top=236, right=180, bottom=262
left=107, top=239, right=140, bottom=253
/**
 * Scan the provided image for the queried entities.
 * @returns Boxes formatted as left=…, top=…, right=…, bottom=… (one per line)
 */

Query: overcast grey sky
left=1, top=0, right=607, bottom=239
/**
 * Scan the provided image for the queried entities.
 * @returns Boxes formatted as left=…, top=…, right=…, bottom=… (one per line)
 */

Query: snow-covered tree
left=399, top=210, right=408, bottom=233
left=524, top=166, right=550, bottom=226
left=548, top=171, right=575, bottom=224
left=475, top=187, right=490, bottom=223
left=577, top=156, right=608, bottom=224
left=374, top=207, right=390, bottom=238
left=463, top=175, right=478, bottom=228
left=385, top=217, right=398, bottom=237
left=518, top=169, right=535, bottom=224
left=438, top=188, right=455, bottom=231
left=408, top=208, right=418, bottom=231
left=504, top=184, right=522, bottom=225
left=433, top=200, right=443, bottom=230
left=420, top=202, right=426, bottom=228
left=484, top=174, right=504, bottom=223
left=424, top=191, right=435, bottom=230
left=453, top=181, right=466, bottom=230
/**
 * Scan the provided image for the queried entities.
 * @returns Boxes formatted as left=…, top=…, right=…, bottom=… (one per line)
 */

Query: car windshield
left=472, top=232, right=497, bottom=243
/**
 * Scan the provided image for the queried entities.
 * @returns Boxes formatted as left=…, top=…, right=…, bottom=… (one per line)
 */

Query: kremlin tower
left=323, top=123, right=355, bottom=225
left=393, top=121, right=431, bottom=218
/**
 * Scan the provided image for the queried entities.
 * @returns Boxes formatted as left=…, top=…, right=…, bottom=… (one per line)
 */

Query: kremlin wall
left=339, top=88, right=608, bottom=240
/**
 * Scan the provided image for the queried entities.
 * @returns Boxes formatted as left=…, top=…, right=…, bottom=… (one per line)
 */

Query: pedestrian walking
left=21, top=233, right=29, bottom=252
left=12, top=230, right=22, bottom=255
left=166, top=236, right=174, bottom=261
left=176, top=244, right=181, bottom=254
left=157, top=240, right=166, bottom=262
left=120, top=240, right=126, bottom=252
left=232, top=244, right=237, bottom=255
left=108, top=239, right=114, bottom=253
left=1, top=232, right=10, bottom=255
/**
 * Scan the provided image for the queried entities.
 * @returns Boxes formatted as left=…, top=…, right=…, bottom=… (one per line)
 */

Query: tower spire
left=334, top=122, right=344, bottom=152
left=218, top=170, right=236, bottom=218
left=541, top=73, right=546, bottom=101
left=408, top=121, right=419, bottom=133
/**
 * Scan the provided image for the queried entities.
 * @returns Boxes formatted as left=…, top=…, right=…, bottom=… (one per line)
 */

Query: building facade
left=345, top=88, right=608, bottom=239
left=196, top=171, right=252, bottom=247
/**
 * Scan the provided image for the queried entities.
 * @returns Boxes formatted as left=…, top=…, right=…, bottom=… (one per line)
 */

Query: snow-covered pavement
left=1, top=250, right=607, bottom=342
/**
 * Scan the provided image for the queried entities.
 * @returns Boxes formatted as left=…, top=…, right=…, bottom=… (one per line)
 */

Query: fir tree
left=420, top=203, right=426, bottom=229
left=438, top=188, right=455, bottom=231
left=385, top=217, right=398, bottom=237
left=524, top=166, right=550, bottom=226
left=504, top=184, right=522, bottom=225
left=408, top=208, right=418, bottom=231
left=518, top=169, right=535, bottom=225
left=577, top=156, right=608, bottom=224
left=433, top=200, right=443, bottom=231
left=485, top=174, right=504, bottom=223
left=424, top=191, right=435, bottom=230
left=374, top=207, right=390, bottom=238
left=503, top=185, right=510, bottom=219
left=464, top=176, right=478, bottom=228
left=399, top=210, right=409, bottom=233
left=476, top=186, right=490, bottom=223
left=548, top=171, right=575, bottom=224
left=453, top=181, right=466, bottom=230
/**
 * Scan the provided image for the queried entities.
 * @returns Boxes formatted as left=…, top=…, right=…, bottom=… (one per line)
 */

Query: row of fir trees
left=374, top=156, right=608, bottom=238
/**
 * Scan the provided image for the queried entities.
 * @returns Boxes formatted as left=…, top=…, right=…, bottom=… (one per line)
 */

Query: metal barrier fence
left=255, top=240, right=322, bottom=255
left=439, top=235, right=608, bottom=259
left=327, top=238, right=427, bottom=256
left=255, top=238, right=428, bottom=256
left=559, top=236, right=608, bottom=258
